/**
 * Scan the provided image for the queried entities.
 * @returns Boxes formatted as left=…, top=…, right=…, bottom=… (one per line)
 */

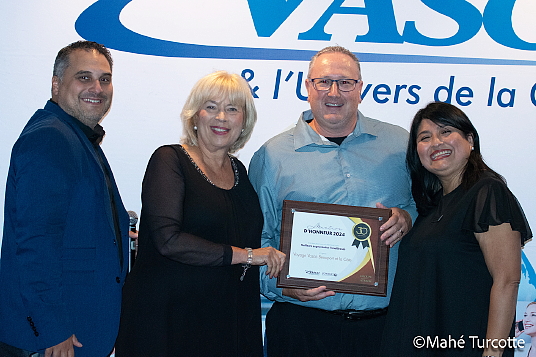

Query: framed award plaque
left=277, top=200, right=391, bottom=296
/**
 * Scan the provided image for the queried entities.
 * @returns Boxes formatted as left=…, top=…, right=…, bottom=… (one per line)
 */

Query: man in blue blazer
left=0, top=41, right=130, bottom=356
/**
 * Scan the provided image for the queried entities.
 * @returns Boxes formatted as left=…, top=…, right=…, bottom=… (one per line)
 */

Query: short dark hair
left=308, top=46, right=361, bottom=79
left=53, top=41, right=113, bottom=80
left=406, top=101, right=504, bottom=215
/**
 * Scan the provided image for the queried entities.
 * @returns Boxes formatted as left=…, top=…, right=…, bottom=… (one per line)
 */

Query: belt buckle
left=344, top=311, right=363, bottom=320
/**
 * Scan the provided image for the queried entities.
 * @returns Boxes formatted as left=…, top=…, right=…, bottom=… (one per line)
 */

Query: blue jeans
left=0, top=341, right=45, bottom=357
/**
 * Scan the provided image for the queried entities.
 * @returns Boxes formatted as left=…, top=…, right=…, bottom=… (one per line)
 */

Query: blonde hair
left=180, top=71, right=257, bottom=154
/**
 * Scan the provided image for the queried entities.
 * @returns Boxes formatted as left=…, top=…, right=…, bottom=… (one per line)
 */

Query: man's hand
left=376, top=203, right=412, bottom=247
left=45, top=334, right=82, bottom=357
left=282, top=286, right=336, bottom=302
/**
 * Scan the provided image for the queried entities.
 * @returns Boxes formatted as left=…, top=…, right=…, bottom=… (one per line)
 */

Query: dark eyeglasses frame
left=309, top=78, right=361, bottom=92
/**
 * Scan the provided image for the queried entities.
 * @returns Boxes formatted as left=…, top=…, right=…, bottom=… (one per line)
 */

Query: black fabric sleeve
left=462, top=176, right=532, bottom=245
left=140, top=145, right=233, bottom=266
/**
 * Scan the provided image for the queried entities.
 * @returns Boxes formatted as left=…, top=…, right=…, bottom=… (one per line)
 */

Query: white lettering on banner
left=412, top=335, right=526, bottom=350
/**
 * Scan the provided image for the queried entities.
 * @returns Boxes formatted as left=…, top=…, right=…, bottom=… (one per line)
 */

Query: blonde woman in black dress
left=116, top=71, right=285, bottom=357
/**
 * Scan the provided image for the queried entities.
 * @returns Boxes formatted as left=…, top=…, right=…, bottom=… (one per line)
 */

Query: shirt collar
left=293, top=109, right=378, bottom=150
left=84, top=123, right=105, bottom=145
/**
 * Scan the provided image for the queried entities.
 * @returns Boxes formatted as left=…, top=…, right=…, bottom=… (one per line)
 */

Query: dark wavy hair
left=406, top=102, right=503, bottom=215
left=53, top=41, right=113, bottom=80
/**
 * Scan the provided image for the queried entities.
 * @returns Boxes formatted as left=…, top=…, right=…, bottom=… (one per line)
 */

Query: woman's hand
left=232, top=246, right=286, bottom=278
left=514, top=319, right=523, bottom=338
left=252, top=247, right=286, bottom=278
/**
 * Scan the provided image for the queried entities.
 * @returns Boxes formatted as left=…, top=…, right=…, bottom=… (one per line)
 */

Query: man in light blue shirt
left=249, top=46, right=417, bottom=357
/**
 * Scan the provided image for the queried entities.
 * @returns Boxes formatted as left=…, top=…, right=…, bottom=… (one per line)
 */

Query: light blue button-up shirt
left=249, top=109, right=417, bottom=311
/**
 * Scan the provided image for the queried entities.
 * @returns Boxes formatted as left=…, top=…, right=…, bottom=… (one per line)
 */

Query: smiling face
left=195, top=98, right=244, bottom=153
left=52, top=49, right=113, bottom=128
left=416, top=119, right=474, bottom=191
left=524, top=304, right=536, bottom=336
left=305, top=52, right=363, bottom=137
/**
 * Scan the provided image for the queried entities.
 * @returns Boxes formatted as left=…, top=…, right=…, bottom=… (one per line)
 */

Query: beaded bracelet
left=240, top=247, right=253, bottom=281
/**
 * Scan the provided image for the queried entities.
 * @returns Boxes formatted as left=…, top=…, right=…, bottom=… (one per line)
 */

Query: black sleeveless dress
left=116, top=145, right=264, bottom=357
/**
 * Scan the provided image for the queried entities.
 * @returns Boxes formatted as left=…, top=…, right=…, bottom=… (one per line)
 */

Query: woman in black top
left=115, top=71, right=285, bottom=357
left=382, top=102, right=531, bottom=357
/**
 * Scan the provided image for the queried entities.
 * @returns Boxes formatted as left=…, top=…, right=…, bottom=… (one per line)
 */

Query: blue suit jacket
left=0, top=101, right=129, bottom=356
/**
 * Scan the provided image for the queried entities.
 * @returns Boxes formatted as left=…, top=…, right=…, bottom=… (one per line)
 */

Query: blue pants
left=0, top=341, right=44, bottom=357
